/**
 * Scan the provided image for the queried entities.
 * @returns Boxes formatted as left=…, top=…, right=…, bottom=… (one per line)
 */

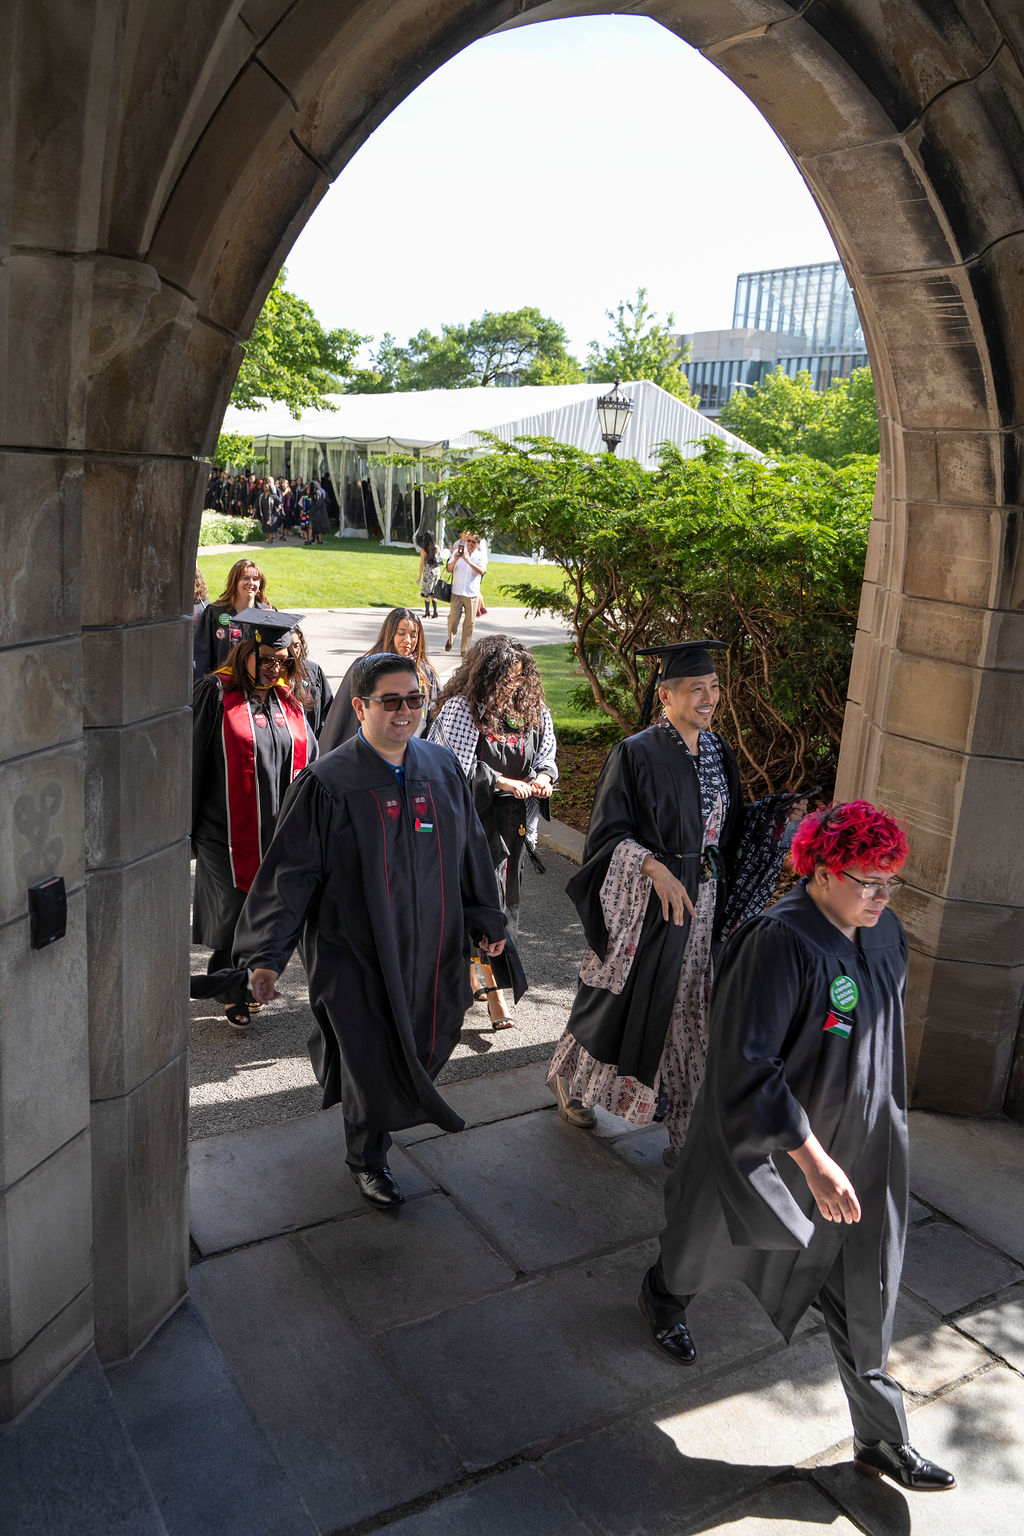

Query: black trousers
left=653, top=1250, right=907, bottom=1444
left=343, top=1118, right=392, bottom=1172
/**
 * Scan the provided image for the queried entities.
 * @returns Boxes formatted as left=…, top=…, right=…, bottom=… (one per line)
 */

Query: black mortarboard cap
left=636, top=639, right=728, bottom=681
left=232, top=608, right=303, bottom=648
left=636, top=639, right=728, bottom=728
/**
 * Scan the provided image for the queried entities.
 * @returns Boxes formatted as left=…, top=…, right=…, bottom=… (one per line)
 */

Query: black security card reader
left=28, top=876, right=67, bottom=949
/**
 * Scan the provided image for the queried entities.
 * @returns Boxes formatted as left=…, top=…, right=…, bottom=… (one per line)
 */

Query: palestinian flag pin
left=824, top=1010, right=853, bottom=1040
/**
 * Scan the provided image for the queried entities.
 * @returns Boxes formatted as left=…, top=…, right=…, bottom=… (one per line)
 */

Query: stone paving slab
left=376, top=1463, right=595, bottom=1535
left=540, top=1331, right=852, bottom=1536
left=886, top=1291, right=991, bottom=1396
left=909, top=1111, right=1024, bottom=1264
left=189, top=1108, right=435, bottom=1254
left=812, top=1365, right=1024, bottom=1535
left=395, top=1063, right=556, bottom=1146
left=908, top=1195, right=931, bottom=1224
left=296, top=1191, right=516, bottom=1335
left=190, top=1238, right=461, bottom=1529
left=603, top=1122, right=673, bottom=1183
left=900, top=1220, right=1024, bottom=1314
left=374, top=1246, right=792, bottom=1472
left=958, top=1283, right=1024, bottom=1372
left=105, top=1303, right=314, bottom=1536
left=0, top=1353, right=166, bottom=1536
left=405, top=1107, right=665, bottom=1271
left=678, top=1478, right=864, bottom=1535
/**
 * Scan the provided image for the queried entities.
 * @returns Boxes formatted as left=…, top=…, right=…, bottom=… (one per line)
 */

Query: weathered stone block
left=0, top=1285, right=93, bottom=1425
left=968, top=233, right=1024, bottom=431
left=863, top=270, right=995, bottom=432
left=1, top=0, right=115, bottom=254
left=0, top=890, right=89, bottom=1188
left=0, top=1129, right=92, bottom=1359
left=82, top=618, right=192, bottom=731
left=83, top=710, right=190, bottom=868
left=949, top=754, right=1024, bottom=904
left=801, top=0, right=1002, bottom=131
left=899, top=428, right=940, bottom=501
left=907, top=948, right=1022, bottom=1113
left=86, top=843, right=191, bottom=1100
left=105, top=7, right=254, bottom=255
left=886, top=653, right=977, bottom=752
left=875, top=734, right=965, bottom=891
left=0, top=451, right=82, bottom=648
left=917, top=49, right=1024, bottom=265
left=0, top=742, right=85, bottom=928
left=84, top=282, right=242, bottom=458
left=934, top=429, right=1005, bottom=505
left=91, top=1053, right=189, bottom=1363
left=810, top=139, right=955, bottom=276
left=8, top=637, right=81, bottom=760
left=903, top=501, right=1004, bottom=605
left=81, top=457, right=204, bottom=628
left=896, top=595, right=987, bottom=667
left=897, top=884, right=1024, bottom=965
left=0, top=252, right=90, bottom=449
left=659, top=1, right=801, bottom=51
left=971, top=667, right=1024, bottom=757
left=702, top=20, right=896, bottom=156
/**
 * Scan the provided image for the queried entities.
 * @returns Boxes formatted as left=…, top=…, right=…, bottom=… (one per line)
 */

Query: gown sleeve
left=231, top=769, right=334, bottom=976
left=565, top=740, right=646, bottom=958
left=317, top=662, right=357, bottom=752
left=192, top=602, right=217, bottom=681
left=191, top=675, right=223, bottom=837
left=703, top=917, right=817, bottom=1249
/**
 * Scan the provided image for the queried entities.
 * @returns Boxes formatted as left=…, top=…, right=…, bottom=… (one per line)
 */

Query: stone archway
left=3, top=0, right=1023, bottom=1422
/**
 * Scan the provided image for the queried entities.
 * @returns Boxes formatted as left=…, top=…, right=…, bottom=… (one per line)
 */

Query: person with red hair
left=638, top=801, right=956, bottom=1495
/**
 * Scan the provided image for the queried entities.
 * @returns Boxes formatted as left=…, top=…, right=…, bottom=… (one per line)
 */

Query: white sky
left=284, top=15, right=840, bottom=364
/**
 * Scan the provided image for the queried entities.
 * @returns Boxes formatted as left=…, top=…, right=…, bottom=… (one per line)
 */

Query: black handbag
left=434, top=578, right=453, bottom=603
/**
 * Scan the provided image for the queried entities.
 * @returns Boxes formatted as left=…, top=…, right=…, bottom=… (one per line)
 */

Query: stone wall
left=2, top=0, right=1023, bottom=1422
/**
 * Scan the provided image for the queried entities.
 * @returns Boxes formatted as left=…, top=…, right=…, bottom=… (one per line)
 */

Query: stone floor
left=5, top=1070, right=1024, bottom=1535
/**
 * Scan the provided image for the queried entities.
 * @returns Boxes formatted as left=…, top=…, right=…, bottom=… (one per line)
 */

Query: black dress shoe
left=853, top=1437, right=956, bottom=1491
left=350, top=1165, right=405, bottom=1208
left=637, top=1267, right=697, bottom=1364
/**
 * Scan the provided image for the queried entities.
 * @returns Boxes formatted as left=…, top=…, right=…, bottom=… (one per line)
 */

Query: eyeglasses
left=360, top=691, right=426, bottom=712
left=840, top=871, right=905, bottom=898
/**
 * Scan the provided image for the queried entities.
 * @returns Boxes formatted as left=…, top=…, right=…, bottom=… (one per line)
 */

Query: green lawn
left=197, top=541, right=566, bottom=610
left=530, top=642, right=601, bottom=736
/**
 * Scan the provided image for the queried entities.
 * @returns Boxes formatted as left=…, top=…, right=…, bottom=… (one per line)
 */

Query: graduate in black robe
left=640, top=802, right=956, bottom=1494
left=191, top=610, right=317, bottom=1028
left=234, top=651, right=524, bottom=1210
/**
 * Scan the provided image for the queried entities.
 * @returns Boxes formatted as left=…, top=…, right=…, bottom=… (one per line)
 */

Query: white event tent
left=220, top=380, right=761, bottom=546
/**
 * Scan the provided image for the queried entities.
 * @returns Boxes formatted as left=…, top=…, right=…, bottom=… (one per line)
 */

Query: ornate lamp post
left=595, top=377, right=634, bottom=454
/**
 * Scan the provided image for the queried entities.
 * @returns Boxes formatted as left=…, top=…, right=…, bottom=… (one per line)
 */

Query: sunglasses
left=360, top=691, right=426, bottom=712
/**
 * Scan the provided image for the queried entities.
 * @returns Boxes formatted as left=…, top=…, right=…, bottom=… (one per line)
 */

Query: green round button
left=219, top=611, right=233, bottom=625
left=830, top=974, right=859, bottom=1011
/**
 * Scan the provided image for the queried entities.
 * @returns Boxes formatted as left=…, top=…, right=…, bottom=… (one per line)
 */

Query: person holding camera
left=444, top=529, right=487, bottom=656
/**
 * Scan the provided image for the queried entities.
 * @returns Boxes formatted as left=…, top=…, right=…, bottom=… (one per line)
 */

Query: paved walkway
left=6, top=601, right=1024, bottom=1531
left=5, top=1083, right=1024, bottom=1534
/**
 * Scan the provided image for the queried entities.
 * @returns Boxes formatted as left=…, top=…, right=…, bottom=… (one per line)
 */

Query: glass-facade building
left=732, top=261, right=865, bottom=353
left=681, top=261, right=870, bottom=415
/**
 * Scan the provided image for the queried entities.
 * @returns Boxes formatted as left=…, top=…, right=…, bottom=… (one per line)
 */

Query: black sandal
left=473, top=986, right=500, bottom=1002
left=223, top=1001, right=251, bottom=1030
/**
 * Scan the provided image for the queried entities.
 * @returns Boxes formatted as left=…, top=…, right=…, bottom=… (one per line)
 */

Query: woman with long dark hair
left=429, top=633, right=557, bottom=1029
left=319, top=607, right=440, bottom=751
left=192, top=558, right=274, bottom=679
left=191, top=610, right=317, bottom=1028
left=417, top=528, right=442, bottom=619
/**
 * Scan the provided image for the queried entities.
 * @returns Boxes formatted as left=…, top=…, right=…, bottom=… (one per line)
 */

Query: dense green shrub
left=434, top=435, right=876, bottom=796
left=199, top=511, right=265, bottom=546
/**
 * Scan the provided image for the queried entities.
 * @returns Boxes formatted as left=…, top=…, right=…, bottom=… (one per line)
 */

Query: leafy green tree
left=719, top=365, right=879, bottom=463
left=346, top=332, right=411, bottom=394
left=396, top=307, right=584, bottom=390
left=232, top=269, right=366, bottom=415
left=586, top=287, right=696, bottom=403
left=433, top=436, right=873, bottom=792
left=211, top=431, right=255, bottom=469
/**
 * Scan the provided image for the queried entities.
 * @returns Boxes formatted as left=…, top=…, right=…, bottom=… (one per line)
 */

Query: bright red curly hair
left=790, top=800, right=908, bottom=878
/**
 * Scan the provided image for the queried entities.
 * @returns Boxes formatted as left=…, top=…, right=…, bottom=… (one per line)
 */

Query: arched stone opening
left=3, top=0, right=1023, bottom=1422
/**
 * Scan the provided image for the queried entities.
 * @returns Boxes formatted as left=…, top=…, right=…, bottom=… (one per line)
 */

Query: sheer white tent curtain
left=325, top=444, right=345, bottom=533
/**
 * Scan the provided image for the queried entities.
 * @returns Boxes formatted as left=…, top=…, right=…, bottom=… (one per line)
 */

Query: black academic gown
left=232, top=735, right=524, bottom=1134
left=564, top=726, right=743, bottom=1089
left=191, top=675, right=317, bottom=949
left=659, top=882, right=909, bottom=1375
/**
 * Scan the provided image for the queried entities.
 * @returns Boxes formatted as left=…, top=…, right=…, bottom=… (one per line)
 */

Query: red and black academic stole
left=220, top=683, right=309, bottom=891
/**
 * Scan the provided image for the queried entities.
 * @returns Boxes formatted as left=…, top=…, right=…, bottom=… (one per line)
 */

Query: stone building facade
left=2, top=0, right=1024, bottom=1423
